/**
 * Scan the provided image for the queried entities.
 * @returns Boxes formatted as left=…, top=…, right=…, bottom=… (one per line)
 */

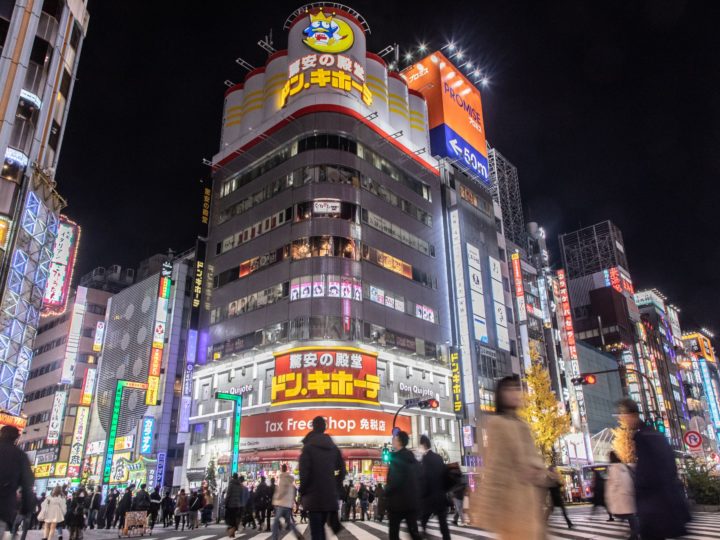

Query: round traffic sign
left=684, top=430, right=703, bottom=449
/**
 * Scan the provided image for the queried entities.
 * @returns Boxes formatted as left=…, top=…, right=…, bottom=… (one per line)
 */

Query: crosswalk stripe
left=342, top=521, right=384, bottom=540
left=193, top=535, right=220, bottom=540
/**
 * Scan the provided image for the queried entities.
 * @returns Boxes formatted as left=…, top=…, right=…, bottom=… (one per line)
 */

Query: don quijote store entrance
left=186, top=345, right=454, bottom=486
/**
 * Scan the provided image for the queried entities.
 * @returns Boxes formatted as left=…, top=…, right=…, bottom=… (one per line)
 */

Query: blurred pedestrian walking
left=271, top=464, right=303, bottom=540
left=546, top=466, right=572, bottom=529
left=419, top=435, right=450, bottom=540
left=605, top=451, right=638, bottom=539
left=0, top=426, right=34, bottom=538
left=384, top=430, right=422, bottom=540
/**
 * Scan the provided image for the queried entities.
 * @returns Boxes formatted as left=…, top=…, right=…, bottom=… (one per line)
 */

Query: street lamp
left=215, top=392, right=243, bottom=476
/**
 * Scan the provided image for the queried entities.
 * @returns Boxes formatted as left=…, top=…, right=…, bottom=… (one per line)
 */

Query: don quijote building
left=179, top=4, right=463, bottom=485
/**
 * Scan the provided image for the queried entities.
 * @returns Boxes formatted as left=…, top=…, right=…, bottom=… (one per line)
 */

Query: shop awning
left=237, top=447, right=382, bottom=463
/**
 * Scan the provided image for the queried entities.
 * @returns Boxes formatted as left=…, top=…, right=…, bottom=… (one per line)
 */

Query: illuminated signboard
left=179, top=328, right=197, bottom=433
left=86, top=440, right=105, bottom=455
left=93, top=321, right=105, bottom=352
left=80, top=368, right=96, bottom=406
left=67, top=406, right=90, bottom=477
left=114, top=434, right=134, bottom=451
left=511, top=253, right=527, bottom=322
left=140, top=417, right=155, bottom=454
left=34, top=463, right=55, bottom=478
left=302, top=9, right=354, bottom=53
left=146, top=263, right=171, bottom=405
left=698, top=357, right=720, bottom=431
left=489, top=255, right=510, bottom=351
left=192, top=260, right=204, bottom=311
left=43, top=216, right=80, bottom=315
left=215, top=393, right=243, bottom=475
left=0, top=412, right=27, bottom=430
left=60, top=286, right=88, bottom=384
left=156, top=451, right=167, bottom=488
left=313, top=200, right=342, bottom=214
left=103, top=380, right=147, bottom=484
left=46, top=390, right=67, bottom=444
left=0, top=216, right=10, bottom=250
left=557, top=270, right=587, bottom=426
left=449, top=349, right=463, bottom=416
left=271, top=347, right=379, bottom=406
left=467, top=243, right=488, bottom=344
left=403, top=51, right=489, bottom=183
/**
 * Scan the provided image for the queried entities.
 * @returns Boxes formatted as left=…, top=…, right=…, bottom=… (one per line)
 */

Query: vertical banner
left=80, top=368, right=96, bottom=406
left=140, top=417, right=155, bottom=454
left=449, top=348, right=463, bottom=417
left=67, top=406, right=90, bottom=476
left=179, top=329, right=197, bottom=433
left=92, top=321, right=105, bottom=352
left=156, top=452, right=167, bottom=488
left=60, top=287, right=88, bottom=384
left=46, top=391, right=67, bottom=444
left=146, top=263, right=171, bottom=406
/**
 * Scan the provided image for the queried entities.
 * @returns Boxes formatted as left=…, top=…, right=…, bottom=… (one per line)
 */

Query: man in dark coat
left=116, top=487, right=133, bottom=530
left=418, top=435, right=450, bottom=540
left=0, top=426, right=34, bottom=537
left=618, top=398, right=690, bottom=540
left=384, top=430, right=421, bottom=540
left=298, top=415, right=346, bottom=540
left=87, top=487, right=102, bottom=529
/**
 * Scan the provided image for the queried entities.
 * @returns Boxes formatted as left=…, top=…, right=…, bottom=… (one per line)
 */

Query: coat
left=468, top=413, right=546, bottom=540
left=254, top=482, right=272, bottom=511
left=421, top=449, right=448, bottom=514
left=298, top=431, right=346, bottom=512
left=634, top=425, right=690, bottom=538
left=175, top=492, right=189, bottom=513
left=225, top=479, right=244, bottom=509
left=40, top=495, right=67, bottom=524
left=117, top=491, right=132, bottom=515
left=384, top=447, right=421, bottom=514
left=272, top=472, right=296, bottom=508
left=0, top=439, right=34, bottom=523
left=605, top=463, right=636, bottom=515
left=132, top=489, right=151, bottom=511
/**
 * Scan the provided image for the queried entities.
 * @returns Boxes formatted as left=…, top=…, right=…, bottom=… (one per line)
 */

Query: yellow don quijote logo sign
left=302, top=9, right=354, bottom=54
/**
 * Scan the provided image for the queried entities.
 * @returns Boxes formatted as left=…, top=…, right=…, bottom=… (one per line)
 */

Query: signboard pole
left=215, top=392, right=243, bottom=476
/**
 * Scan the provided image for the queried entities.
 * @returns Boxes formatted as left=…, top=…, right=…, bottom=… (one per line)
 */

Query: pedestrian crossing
left=33, top=509, right=720, bottom=540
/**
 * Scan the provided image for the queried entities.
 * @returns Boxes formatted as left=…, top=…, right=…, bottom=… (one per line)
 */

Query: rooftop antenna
left=258, top=28, right=276, bottom=55
left=235, top=58, right=255, bottom=72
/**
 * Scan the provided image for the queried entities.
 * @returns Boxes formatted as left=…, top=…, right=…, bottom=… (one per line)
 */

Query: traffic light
left=571, top=374, right=598, bottom=385
left=381, top=444, right=391, bottom=464
left=418, top=398, right=440, bottom=410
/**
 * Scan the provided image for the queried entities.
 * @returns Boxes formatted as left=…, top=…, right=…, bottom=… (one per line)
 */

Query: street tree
left=520, top=359, right=571, bottom=463
left=611, top=419, right=636, bottom=463
left=205, top=458, right=217, bottom=492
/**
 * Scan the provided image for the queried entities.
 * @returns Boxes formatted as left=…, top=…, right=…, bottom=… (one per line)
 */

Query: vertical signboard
left=179, top=328, right=197, bottom=433
left=67, top=406, right=90, bottom=477
left=80, top=368, right=96, bottom=406
left=146, top=262, right=171, bottom=405
left=43, top=217, right=80, bottom=315
left=403, top=51, right=489, bottom=183
left=156, top=451, right=167, bottom=488
left=556, top=270, right=587, bottom=427
left=60, top=286, right=88, bottom=384
left=488, top=255, right=510, bottom=352
left=511, top=253, right=527, bottom=322
left=92, top=321, right=105, bottom=352
left=46, top=390, right=67, bottom=444
left=449, top=210, right=475, bottom=407
left=140, top=417, right=155, bottom=454
left=466, top=243, right=488, bottom=344
left=215, top=393, right=243, bottom=476
left=103, top=380, right=147, bottom=485
left=698, top=357, right=720, bottom=431
left=449, top=348, right=463, bottom=417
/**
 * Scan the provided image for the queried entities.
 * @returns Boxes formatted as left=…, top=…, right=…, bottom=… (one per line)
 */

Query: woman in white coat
left=39, top=486, right=67, bottom=540
left=605, top=451, right=639, bottom=540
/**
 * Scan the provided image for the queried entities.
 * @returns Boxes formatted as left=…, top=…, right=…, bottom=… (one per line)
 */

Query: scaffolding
left=488, top=147, right=526, bottom=247
left=559, top=220, right=630, bottom=280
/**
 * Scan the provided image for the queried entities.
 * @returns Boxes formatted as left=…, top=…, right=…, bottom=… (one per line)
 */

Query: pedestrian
left=617, top=398, right=690, bottom=540
left=86, top=487, right=101, bottom=530
left=224, top=474, right=243, bottom=537
left=160, top=491, right=173, bottom=528
left=605, top=451, right=639, bottom=539
left=242, top=485, right=256, bottom=530
left=384, top=430, right=422, bottom=540
left=591, top=469, right=614, bottom=521
left=0, top=426, right=34, bottom=538
left=104, top=489, right=117, bottom=529
left=38, top=486, right=66, bottom=540
left=115, top=487, right=132, bottom=531
left=201, top=486, right=213, bottom=527
left=271, top=464, right=303, bottom=540
left=66, top=491, right=86, bottom=540
left=174, top=489, right=188, bottom=531
left=35, top=492, right=46, bottom=530
left=188, top=489, right=203, bottom=530
left=357, top=483, right=369, bottom=521
left=446, top=463, right=466, bottom=526
left=149, top=486, right=161, bottom=531
left=374, top=484, right=386, bottom=523
left=418, top=434, right=451, bottom=540
left=546, top=466, right=573, bottom=529
left=467, top=375, right=548, bottom=539
left=298, top=415, right=347, bottom=540
left=254, top=477, right=272, bottom=531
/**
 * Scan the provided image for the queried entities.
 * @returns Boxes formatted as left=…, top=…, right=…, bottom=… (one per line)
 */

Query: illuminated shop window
left=210, top=282, right=289, bottom=324
left=291, top=236, right=358, bottom=260
left=364, top=283, right=437, bottom=323
left=290, top=274, right=361, bottom=301
left=216, top=207, right=292, bottom=255
left=361, top=208, right=434, bottom=256
left=362, top=245, right=436, bottom=288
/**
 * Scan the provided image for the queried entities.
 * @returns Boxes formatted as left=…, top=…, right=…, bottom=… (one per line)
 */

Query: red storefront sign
left=271, top=347, right=380, bottom=405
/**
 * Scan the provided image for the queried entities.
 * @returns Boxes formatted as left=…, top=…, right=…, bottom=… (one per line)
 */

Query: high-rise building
left=488, top=146, right=525, bottom=247
left=83, top=253, right=195, bottom=490
left=683, top=330, right=720, bottom=451
left=0, top=0, right=89, bottom=419
left=19, top=285, right=112, bottom=491
left=180, top=6, right=464, bottom=484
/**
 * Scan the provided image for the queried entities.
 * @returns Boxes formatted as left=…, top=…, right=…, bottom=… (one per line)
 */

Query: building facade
left=0, top=0, right=89, bottom=420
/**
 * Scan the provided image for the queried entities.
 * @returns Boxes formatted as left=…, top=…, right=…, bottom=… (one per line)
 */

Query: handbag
left=37, top=499, right=48, bottom=522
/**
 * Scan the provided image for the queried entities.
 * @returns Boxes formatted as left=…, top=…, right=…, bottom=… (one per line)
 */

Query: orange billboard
left=403, top=51, right=489, bottom=184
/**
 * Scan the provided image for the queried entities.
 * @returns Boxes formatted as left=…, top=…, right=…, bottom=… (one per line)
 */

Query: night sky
left=57, top=1, right=720, bottom=332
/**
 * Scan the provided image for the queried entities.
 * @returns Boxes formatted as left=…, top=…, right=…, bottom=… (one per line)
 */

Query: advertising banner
left=92, top=321, right=105, bottom=352
left=271, top=347, right=379, bottom=406
left=46, top=391, right=67, bottom=444
left=60, top=287, right=87, bottom=384
left=140, top=417, right=155, bottom=454
left=43, top=217, right=80, bottom=314
left=238, top=408, right=411, bottom=449
left=67, top=406, right=90, bottom=476
left=80, top=368, right=96, bottom=406
left=403, top=51, right=489, bottom=183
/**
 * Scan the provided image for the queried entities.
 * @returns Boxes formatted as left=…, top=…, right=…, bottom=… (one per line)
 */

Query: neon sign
left=302, top=9, right=354, bottom=54
left=103, top=380, right=148, bottom=484
left=449, top=349, right=463, bottom=416
left=215, top=393, right=243, bottom=475
left=43, top=217, right=80, bottom=315
left=147, top=263, right=171, bottom=405
left=67, top=406, right=90, bottom=476
left=46, top=390, right=67, bottom=444
left=557, top=269, right=587, bottom=426
left=511, top=253, right=527, bottom=322
left=140, top=417, right=155, bottom=454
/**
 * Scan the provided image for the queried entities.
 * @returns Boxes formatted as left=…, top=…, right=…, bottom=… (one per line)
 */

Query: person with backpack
left=131, top=484, right=151, bottom=514
left=347, top=484, right=358, bottom=521
left=418, top=435, right=450, bottom=540
left=606, top=450, right=639, bottom=539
